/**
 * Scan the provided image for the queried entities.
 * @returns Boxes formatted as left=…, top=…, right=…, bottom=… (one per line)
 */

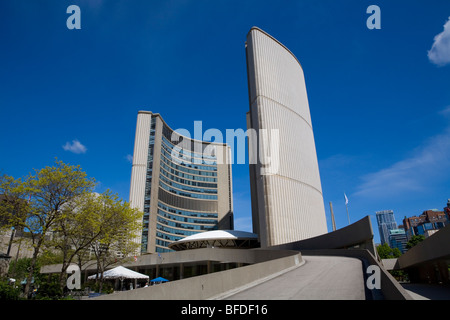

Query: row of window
left=156, top=225, right=197, bottom=238
left=160, top=149, right=217, bottom=177
left=159, top=180, right=218, bottom=200
left=159, top=164, right=217, bottom=189
left=158, top=188, right=218, bottom=212
left=157, top=216, right=216, bottom=230
left=161, top=138, right=217, bottom=166
left=162, top=136, right=217, bottom=160
left=155, top=239, right=174, bottom=252
left=161, top=145, right=218, bottom=172
left=160, top=160, right=217, bottom=182
left=156, top=231, right=184, bottom=245
left=159, top=172, right=217, bottom=195
left=157, top=208, right=217, bottom=225
left=156, top=223, right=217, bottom=239
left=158, top=202, right=218, bottom=219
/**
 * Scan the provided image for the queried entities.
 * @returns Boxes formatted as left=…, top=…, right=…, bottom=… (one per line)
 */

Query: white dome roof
left=168, top=230, right=259, bottom=251
left=179, top=230, right=257, bottom=242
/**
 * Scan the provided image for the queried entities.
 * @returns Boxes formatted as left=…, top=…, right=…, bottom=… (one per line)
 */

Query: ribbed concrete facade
left=246, top=27, right=327, bottom=247
left=129, top=111, right=233, bottom=254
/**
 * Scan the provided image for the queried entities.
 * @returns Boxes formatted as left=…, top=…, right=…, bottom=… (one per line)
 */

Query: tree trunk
left=24, top=245, right=40, bottom=299
left=59, top=251, right=69, bottom=293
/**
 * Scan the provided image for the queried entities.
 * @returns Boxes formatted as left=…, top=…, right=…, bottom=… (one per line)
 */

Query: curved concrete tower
left=129, top=111, right=234, bottom=254
left=246, top=27, right=327, bottom=247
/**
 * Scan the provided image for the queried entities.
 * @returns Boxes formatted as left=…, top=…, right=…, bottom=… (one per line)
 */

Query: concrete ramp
left=222, top=256, right=366, bottom=300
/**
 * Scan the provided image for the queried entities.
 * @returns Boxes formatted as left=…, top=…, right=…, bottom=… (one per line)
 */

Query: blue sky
left=1, top=1, right=450, bottom=244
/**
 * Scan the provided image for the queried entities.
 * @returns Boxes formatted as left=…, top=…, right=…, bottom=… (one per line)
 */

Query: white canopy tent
left=88, top=266, right=149, bottom=290
left=88, top=266, right=149, bottom=280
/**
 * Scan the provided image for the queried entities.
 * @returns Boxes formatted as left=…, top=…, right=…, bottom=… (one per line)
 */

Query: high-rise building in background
left=129, top=111, right=233, bottom=254
left=376, top=210, right=398, bottom=246
left=388, top=229, right=408, bottom=253
left=403, top=209, right=448, bottom=240
left=246, top=27, right=327, bottom=247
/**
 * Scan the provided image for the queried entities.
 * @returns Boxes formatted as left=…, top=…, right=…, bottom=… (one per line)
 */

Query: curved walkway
left=223, top=255, right=366, bottom=300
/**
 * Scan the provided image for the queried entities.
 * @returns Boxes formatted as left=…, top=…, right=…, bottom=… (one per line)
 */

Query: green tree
left=50, top=190, right=142, bottom=293
left=406, top=235, right=425, bottom=250
left=6, top=256, right=50, bottom=298
left=392, top=247, right=402, bottom=258
left=377, top=243, right=402, bottom=259
left=50, top=192, right=104, bottom=292
left=0, top=160, right=96, bottom=298
left=0, top=278, right=22, bottom=300
left=89, top=190, right=142, bottom=292
left=0, top=174, right=30, bottom=239
left=1, top=160, right=142, bottom=297
left=8, top=258, right=33, bottom=283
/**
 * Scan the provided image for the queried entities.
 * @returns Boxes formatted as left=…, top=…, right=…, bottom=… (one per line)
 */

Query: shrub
left=0, top=278, right=22, bottom=300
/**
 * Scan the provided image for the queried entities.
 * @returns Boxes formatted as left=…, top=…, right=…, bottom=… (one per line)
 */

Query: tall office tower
left=376, top=210, right=398, bottom=246
left=246, top=27, right=327, bottom=247
left=129, top=111, right=233, bottom=254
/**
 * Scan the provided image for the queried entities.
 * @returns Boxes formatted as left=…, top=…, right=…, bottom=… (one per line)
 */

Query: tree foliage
left=406, top=235, right=425, bottom=250
left=88, top=190, right=142, bottom=292
left=0, top=159, right=142, bottom=298
left=51, top=190, right=142, bottom=292
left=377, top=243, right=402, bottom=259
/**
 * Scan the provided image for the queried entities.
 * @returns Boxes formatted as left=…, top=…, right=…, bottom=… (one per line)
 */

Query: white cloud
left=125, top=154, right=133, bottom=163
left=233, top=216, right=253, bottom=233
left=63, top=140, right=87, bottom=154
left=428, top=17, right=450, bottom=66
left=354, top=127, right=450, bottom=198
left=439, top=105, right=450, bottom=117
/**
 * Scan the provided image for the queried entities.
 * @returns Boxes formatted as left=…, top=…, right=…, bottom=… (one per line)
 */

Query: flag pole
left=329, top=202, right=336, bottom=231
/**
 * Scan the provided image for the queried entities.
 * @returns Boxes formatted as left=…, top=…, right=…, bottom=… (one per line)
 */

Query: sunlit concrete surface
left=223, top=255, right=366, bottom=300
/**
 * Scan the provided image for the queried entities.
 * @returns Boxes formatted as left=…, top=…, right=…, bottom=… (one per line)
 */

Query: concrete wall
left=270, top=216, right=377, bottom=257
left=92, top=251, right=302, bottom=300
left=0, top=231, right=34, bottom=260
left=396, top=225, right=450, bottom=284
left=397, top=224, right=450, bottom=269
left=41, top=247, right=301, bottom=276
left=382, top=259, right=399, bottom=271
